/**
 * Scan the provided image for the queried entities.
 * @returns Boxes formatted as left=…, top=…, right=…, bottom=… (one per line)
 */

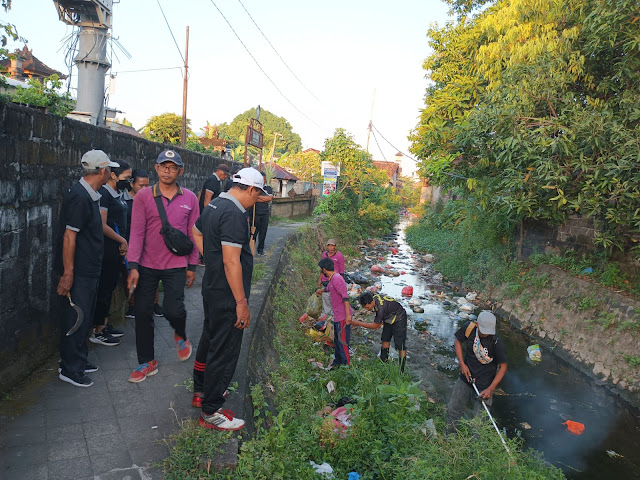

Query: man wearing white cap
left=54, top=150, right=118, bottom=387
left=445, top=310, right=508, bottom=433
left=191, top=167, right=265, bottom=430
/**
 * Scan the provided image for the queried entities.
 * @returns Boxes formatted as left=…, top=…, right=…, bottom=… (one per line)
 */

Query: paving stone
left=0, top=425, right=46, bottom=447
left=140, top=465, right=165, bottom=480
left=117, top=414, right=156, bottom=433
left=120, top=428, right=162, bottom=449
left=48, top=456, right=93, bottom=480
left=46, top=423, right=84, bottom=442
left=82, top=418, right=120, bottom=438
left=3, top=444, right=48, bottom=468
left=3, top=463, right=48, bottom=480
left=80, top=404, right=115, bottom=422
left=86, top=433, right=127, bottom=455
left=44, top=394, right=82, bottom=412
left=44, top=409, right=82, bottom=427
left=97, top=468, right=144, bottom=480
left=129, top=443, right=169, bottom=467
left=89, top=448, right=133, bottom=475
left=47, top=438, right=88, bottom=462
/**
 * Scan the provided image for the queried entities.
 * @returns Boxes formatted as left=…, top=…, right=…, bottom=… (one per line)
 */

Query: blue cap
left=156, top=150, right=183, bottom=167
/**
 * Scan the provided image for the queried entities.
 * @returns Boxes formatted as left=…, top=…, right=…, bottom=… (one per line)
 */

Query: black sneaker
left=153, top=304, right=164, bottom=317
left=124, top=306, right=135, bottom=318
left=103, top=323, right=124, bottom=337
left=59, top=371, right=93, bottom=388
left=58, top=362, right=99, bottom=374
left=89, top=329, right=121, bottom=346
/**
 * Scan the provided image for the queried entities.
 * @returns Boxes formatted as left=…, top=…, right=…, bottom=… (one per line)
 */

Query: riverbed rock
left=423, top=254, right=434, bottom=263
left=412, top=305, right=425, bottom=313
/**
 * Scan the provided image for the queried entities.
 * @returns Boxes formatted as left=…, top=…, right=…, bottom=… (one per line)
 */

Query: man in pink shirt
left=316, top=257, right=352, bottom=368
left=126, top=150, right=199, bottom=382
left=317, top=239, right=345, bottom=316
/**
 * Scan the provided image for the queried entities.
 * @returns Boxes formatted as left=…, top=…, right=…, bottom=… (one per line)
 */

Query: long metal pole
left=181, top=26, right=189, bottom=148
left=471, top=380, right=511, bottom=456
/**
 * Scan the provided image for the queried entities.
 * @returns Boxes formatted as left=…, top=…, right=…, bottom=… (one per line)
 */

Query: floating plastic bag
left=401, top=286, right=413, bottom=297
left=562, top=420, right=585, bottom=435
left=307, top=293, right=323, bottom=319
left=527, top=344, right=542, bottom=362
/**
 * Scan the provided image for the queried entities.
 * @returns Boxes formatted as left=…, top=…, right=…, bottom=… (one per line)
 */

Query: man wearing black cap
left=191, top=167, right=265, bottom=430
left=445, top=311, right=508, bottom=433
left=126, top=150, right=199, bottom=383
left=55, top=150, right=118, bottom=387
left=253, top=171, right=274, bottom=255
left=198, top=163, right=230, bottom=213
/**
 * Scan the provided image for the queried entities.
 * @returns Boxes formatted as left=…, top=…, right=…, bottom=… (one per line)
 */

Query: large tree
left=141, top=112, right=193, bottom=145
left=410, top=0, right=640, bottom=251
left=223, top=107, right=302, bottom=159
left=278, top=149, right=322, bottom=183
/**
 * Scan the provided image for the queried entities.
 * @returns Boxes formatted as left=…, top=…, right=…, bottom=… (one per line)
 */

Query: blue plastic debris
left=581, top=267, right=594, bottom=274
left=348, top=473, right=360, bottom=480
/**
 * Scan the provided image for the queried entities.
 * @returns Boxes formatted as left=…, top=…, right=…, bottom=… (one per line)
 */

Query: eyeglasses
left=158, top=164, right=180, bottom=172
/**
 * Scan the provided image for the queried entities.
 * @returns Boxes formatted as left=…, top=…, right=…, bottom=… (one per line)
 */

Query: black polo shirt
left=195, top=192, right=253, bottom=302
left=254, top=185, right=273, bottom=215
left=454, top=321, right=507, bottom=391
left=198, top=173, right=223, bottom=213
left=54, top=178, right=104, bottom=277
left=372, top=293, right=407, bottom=325
left=98, top=184, right=128, bottom=241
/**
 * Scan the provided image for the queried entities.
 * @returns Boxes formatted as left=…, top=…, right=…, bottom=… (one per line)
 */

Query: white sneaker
left=198, top=409, right=245, bottom=431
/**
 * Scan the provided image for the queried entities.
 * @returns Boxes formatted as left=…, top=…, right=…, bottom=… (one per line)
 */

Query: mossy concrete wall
left=0, top=101, right=233, bottom=395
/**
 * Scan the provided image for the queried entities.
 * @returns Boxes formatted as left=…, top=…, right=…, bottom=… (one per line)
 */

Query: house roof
left=372, top=160, right=400, bottom=181
left=0, top=45, right=67, bottom=80
left=303, top=148, right=320, bottom=154
left=262, top=163, right=299, bottom=181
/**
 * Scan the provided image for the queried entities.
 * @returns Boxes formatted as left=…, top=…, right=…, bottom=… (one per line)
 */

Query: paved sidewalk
left=0, top=221, right=304, bottom=480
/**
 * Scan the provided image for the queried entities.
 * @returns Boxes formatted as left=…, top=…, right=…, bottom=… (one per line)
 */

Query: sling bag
left=154, top=190, right=193, bottom=256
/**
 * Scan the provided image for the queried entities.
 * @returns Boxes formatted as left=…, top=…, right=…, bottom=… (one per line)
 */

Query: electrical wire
left=236, top=0, right=319, bottom=102
left=370, top=129, right=387, bottom=162
left=156, top=0, right=184, bottom=64
left=111, top=66, right=182, bottom=74
left=207, top=0, right=321, bottom=128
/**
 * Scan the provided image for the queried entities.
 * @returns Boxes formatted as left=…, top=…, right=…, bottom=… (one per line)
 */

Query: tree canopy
left=222, top=107, right=302, bottom=158
left=278, top=149, right=322, bottom=183
left=410, top=0, right=640, bottom=251
left=141, top=112, right=193, bottom=145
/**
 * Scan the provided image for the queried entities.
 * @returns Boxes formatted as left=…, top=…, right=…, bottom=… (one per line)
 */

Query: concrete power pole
left=54, top=1, right=113, bottom=126
left=181, top=26, right=189, bottom=148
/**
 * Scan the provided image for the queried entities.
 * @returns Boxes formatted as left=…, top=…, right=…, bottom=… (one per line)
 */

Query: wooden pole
left=181, top=26, right=189, bottom=148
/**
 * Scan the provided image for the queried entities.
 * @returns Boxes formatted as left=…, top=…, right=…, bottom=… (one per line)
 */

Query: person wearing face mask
left=90, top=161, right=132, bottom=346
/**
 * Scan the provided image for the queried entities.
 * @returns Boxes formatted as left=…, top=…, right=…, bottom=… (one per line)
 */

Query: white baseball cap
left=233, top=167, right=266, bottom=193
left=81, top=150, right=119, bottom=170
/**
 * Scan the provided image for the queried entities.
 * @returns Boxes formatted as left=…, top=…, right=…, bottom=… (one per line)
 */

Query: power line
left=370, top=129, right=387, bottom=162
left=111, top=66, right=182, bottom=74
left=207, top=0, right=321, bottom=128
left=236, top=0, right=319, bottom=102
left=156, top=0, right=185, bottom=64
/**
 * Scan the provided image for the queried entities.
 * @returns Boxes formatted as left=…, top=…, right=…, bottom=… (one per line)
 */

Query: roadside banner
left=321, top=161, right=338, bottom=196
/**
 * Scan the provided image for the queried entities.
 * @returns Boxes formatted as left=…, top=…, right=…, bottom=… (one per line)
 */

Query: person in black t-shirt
left=354, top=291, right=408, bottom=372
left=253, top=171, right=274, bottom=255
left=91, top=161, right=131, bottom=346
left=198, top=163, right=230, bottom=213
left=445, top=311, right=508, bottom=433
left=55, top=150, right=118, bottom=387
left=191, top=168, right=265, bottom=431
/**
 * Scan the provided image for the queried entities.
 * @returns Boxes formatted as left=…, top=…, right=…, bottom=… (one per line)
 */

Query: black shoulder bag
left=154, top=194, right=194, bottom=256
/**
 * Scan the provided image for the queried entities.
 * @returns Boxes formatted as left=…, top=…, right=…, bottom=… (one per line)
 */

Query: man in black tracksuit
left=191, top=167, right=265, bottom=431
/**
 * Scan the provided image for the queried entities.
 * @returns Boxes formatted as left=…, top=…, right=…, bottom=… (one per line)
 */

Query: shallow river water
left=350, top=220, right=640, bottom=479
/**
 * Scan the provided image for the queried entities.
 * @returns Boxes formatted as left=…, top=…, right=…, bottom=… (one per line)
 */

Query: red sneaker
left=128, top=360, right=158, bottom=383
left=174, top=333, right=192, bottom=361
left=192, top=390, right=229, bottom=408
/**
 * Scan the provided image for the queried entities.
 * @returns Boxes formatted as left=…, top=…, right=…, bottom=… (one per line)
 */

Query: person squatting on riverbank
left=55, top=150, right=119, bottom=387
left=317, top=239, right=345, bottom=316
left=353, top=291, right=408, bottom=373
left=445, top=311, right=508, bottom=433
left=191, top=168, right=266, bottom=431
left=316, top=257, right=352, bottom=368
left=90, top=161, right=131, bottom=347
left=126, top=150, right=198, bottom=383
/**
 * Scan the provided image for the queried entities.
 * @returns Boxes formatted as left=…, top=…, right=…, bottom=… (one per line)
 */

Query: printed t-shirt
left=454, top=321, right=507, bottom=391
left=372, top=293, right=406, bottom=325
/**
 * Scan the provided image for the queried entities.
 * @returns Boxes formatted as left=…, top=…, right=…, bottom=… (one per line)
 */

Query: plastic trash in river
left=562, top=420, right=585, bottom=435
left=527, top=344, right=542, bottom=362
left=401, top=286, right=413, bottom=297
left=348, top=472, right=361, bottom=480
left=580, top=267, right=594, bottom=274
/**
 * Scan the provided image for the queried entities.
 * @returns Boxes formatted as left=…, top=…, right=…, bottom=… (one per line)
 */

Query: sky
left=2, top=0, right=452, bottom=176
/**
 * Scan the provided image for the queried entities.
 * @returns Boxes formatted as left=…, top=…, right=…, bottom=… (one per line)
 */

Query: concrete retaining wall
left=0, top=101, right=232, bottom=394
left=271, top=195, right=315, bottom=218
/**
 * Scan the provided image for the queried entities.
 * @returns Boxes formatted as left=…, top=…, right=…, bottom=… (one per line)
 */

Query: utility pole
left=366, top=88, right=376, bottom=153
left=181, top=26, right=190, bottom=148
left=268, top=132, right=282, bottom=164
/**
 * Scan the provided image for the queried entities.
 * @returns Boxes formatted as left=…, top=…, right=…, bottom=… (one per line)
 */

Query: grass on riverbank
left=161, top=223, right=564, bottom=480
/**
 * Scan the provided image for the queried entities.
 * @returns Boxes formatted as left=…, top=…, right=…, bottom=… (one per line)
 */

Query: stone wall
left=0, top=101, right=232, bottom=394
left=271, top=196, right=316, bottom=218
